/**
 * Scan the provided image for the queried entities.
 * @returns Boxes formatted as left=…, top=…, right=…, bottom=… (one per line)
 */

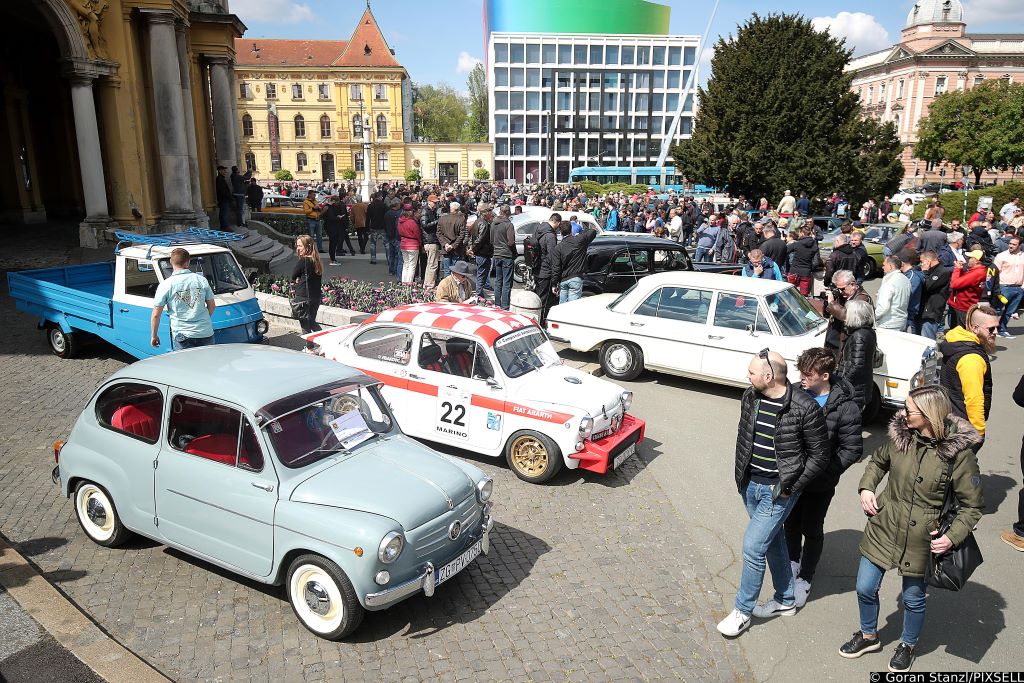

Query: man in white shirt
left=999, top=197, right=1020, bottom=222
left=777, top=190, right=797, bottom=217
left=668, top=208, right=683, bottom=241
left=874, top=255, right=912, bottom=330
left=994, top=236, right=1024, bottom=338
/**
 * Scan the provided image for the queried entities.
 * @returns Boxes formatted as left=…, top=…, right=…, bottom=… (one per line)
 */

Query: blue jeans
left=234, top=194, right=246, bottom=226
left=475, top=256, right=493, bottom=295
left=442, top=253, right=462, bottom=279
left=736, top=481, right=800, bottom=615
left=905, top=318, right=920, bottom=335
left=172, top=333, right=214, bottom=351
left=695, top=245, right=713, bottom=263
left=558, top=277, right=584, bottom=303
left=492, top=257, right=514, bottom=310
left=921, top=320, right=941, bottom=340
left=306, top=219, right=323, bottom=253
left=385, top=238, right=401, bottom=277
left=856, top=555, right=927, bottom=647
left=999, top=285, right=1023, bottom=334
left=367, top=229, right=382, bottom=262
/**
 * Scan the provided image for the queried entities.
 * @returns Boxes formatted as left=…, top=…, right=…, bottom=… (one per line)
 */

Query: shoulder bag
left=925, top=457, right=984, bottom=591
left=289, top=264, right=311, bottom=320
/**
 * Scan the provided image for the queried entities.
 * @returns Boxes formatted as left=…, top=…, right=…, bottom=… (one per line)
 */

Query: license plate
left=435, top=541, right=481, bottom=586
left=613, top=443, right=637, bottom=469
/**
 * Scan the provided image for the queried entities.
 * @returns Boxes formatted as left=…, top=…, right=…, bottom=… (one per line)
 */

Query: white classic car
left=545, top=272, right=938, bottom=417
left=307, top=303, right=645, bottom=484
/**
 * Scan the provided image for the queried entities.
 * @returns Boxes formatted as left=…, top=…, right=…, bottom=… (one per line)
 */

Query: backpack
left=523, top=231, right=542, bottom=274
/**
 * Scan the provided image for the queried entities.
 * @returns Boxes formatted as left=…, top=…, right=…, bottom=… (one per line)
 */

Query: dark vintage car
left=581, top=235, right=742, bottom=295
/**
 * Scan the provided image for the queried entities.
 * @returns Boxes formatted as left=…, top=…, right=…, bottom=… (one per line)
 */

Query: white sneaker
left=716, top=609, right=751, bottom=637
left=791, top=561, right=801, bottom=578
left=794, top=578, right=811, bottom=608
left=752, top=599, right=797, bottom=618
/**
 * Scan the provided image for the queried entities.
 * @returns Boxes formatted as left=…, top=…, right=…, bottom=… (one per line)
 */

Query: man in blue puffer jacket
left=742, top=250, right=783, bottom=280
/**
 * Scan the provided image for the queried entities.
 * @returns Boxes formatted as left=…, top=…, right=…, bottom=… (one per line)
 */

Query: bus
left=568, top=166, right=716, bottom=194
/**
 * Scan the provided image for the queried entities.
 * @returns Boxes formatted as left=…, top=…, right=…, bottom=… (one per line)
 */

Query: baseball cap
left=966, top=249, right=985, bottom=260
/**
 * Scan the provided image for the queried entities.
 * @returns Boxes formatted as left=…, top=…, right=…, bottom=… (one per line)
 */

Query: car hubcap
left=86, top=497, right=107, bottom=527
left=78, top=486, right=114, bottom=540
left=291, top=565, right=343, bottom=632
left=607, top=345, right=631, bottom=373
left=50, top=330, right=65, bottom=353
left=511, top=436, right=548, bottom=477
left=304, top=581, right=332, bottom=616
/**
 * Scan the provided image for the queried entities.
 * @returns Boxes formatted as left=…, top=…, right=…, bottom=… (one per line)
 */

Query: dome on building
left=906, top=0, right=964, bottom=27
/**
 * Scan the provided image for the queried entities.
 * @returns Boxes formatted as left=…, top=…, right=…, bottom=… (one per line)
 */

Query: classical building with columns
left=0, top=0, right=246, bottom=247
left=848, top=0, right=1024, bottom=188
left=235, top=6, right=493, bottom=186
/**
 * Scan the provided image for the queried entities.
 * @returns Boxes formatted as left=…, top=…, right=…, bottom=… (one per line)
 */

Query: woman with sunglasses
left=839, top=386, right=983, bottom=673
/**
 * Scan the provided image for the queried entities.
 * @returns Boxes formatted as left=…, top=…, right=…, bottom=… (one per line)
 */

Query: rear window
left=96, top=383, right=164, bottom=444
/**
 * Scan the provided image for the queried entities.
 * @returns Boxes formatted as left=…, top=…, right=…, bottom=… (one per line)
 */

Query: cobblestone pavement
left=0, top=249, right=751, bottom=682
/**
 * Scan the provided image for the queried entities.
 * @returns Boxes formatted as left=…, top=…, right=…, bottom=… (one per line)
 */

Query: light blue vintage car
left=53, top=345, right=495, bottom=640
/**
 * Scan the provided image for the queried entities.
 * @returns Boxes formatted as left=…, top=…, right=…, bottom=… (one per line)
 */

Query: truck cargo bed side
left=7, top=262, right=115, bottom=330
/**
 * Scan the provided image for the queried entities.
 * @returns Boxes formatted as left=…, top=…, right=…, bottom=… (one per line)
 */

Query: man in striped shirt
left=717, top=350, right=830, bottom=638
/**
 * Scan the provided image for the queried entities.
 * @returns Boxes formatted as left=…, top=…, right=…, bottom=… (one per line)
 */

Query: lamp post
left=962, top=165, right=972, bottom=221
left=357, top=97, right=375, bottom=202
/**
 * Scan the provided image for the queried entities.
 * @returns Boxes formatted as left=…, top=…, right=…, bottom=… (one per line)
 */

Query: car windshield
left=493, top=326, right=560, bottom=379
left=765, top=287, right=826, bottom=336
left=159, top=253, right=248, bottom=294
left=262, top=384, right=395, bottom=469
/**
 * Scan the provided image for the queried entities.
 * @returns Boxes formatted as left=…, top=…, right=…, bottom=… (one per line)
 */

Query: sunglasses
left=758, top=348, right=774, bottom=382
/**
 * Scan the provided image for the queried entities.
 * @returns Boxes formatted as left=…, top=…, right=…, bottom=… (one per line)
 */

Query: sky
left=231, top=0, right=1024, bottom=89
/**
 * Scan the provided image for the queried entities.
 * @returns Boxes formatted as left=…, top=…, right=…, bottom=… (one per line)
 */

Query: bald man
left=717, top=350, right=830, bottom=637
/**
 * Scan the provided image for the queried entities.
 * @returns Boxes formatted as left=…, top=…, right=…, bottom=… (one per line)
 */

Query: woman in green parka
left=838, top=386, right=984, bottom=673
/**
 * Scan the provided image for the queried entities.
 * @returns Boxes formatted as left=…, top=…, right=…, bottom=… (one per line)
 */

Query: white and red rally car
left=306, top=302, right=645, bottom=484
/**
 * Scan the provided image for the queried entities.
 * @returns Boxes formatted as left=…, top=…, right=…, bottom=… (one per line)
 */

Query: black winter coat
left=838, top=326, right=877, bottom=411
left=824, top=244, right=861, bottom=286
left=919, top=265, right=951, bottom=322
left=734, top=383, right=831, bottom=496
left=787, top=236, right=819, bottom=277
left=420, top=206, right=440, bottom=245
left=535, top=224, right=558, bottom=278
left=804, top=377, right=863, bottom=492
left=760, top=237, right=789, bottom=272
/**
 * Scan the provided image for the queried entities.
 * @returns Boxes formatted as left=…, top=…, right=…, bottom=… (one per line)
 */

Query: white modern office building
left=487, top=33, right=700, bottom=184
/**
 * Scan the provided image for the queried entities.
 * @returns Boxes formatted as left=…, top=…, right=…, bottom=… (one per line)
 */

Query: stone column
left=207, top=56, right=237, bottom=169
left=68, top=75, right=109, bottom=219
left=143, top=10, right=194, bottom=222
left=175, top=24, right=208, bottom=226
left=228, top=67, right=243, bottom=169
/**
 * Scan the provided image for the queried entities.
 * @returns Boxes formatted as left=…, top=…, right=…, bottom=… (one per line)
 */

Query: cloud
left=697, top=46, right=715, bottom=86
left=811, top=12, right=891, bottom=55
left=962, top=0, right=1024, bottom=24
left=455, top=51, right=482, bottom=74
left=232, top=0, right=315, bottom=24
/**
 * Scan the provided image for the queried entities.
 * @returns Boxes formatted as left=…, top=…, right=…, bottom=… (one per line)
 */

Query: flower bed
left=253, top=274, right=432, bottom=315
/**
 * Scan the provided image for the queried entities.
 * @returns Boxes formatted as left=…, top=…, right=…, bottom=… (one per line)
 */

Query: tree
left=849, top=116, right=905, bottom=207
left=404, top=169, right=422, bottom=182
left=916, top=80, right=1024, bottom=185
left=466, top=63, right=488, bottom=143
left=341, top=168, right=357, bottom=181
left=671, top=14, right=868, bottom=202
left=473, top=168, right=490, bottom=180
left=412, top=83, right=469, bottom=142
left=274, top=169, right=293, bottom=181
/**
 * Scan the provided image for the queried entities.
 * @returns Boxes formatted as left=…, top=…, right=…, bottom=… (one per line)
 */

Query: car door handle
left=630, top=322, right=645, bottom=327
left=409, top=373, right=424, bottom=380
left=119, top=308, right=130, bottom=313
left=251, top=482, right=274, bottom=492
left=708, top=334, right=724, bottom=340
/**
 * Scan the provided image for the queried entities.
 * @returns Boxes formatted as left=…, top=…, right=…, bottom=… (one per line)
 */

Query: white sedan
left=545, top=272, right=938, bottom=418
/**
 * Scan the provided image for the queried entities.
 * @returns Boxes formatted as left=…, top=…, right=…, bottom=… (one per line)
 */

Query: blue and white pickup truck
left=8, top=229, right=269, bottom=359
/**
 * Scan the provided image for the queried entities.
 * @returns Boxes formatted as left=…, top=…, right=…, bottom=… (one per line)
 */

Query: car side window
left=632, top=250, right=651, bottom=273
left=634, top=289, right=662, bottom=317
left=124, top=259, right=160, bottom=298
left=419, top=332, right=488, bottom=379
left=656, top=287, right=712, bottom=323
left=586, top=248, right=612, bottom=274
left=609, top=251, right=634, bottom=274
left=167, top=395, right=262, bottom=470
left=713, top=292, right=771, bottom=332
left=95, top=383, right=164, bottom=444
left=238, top=420, right=265, bottom=472
left=353, top=326, right=412, bottom=365
left=516, top=221, right=541, bottom=239
left=654, top=249, right=689, bottom=271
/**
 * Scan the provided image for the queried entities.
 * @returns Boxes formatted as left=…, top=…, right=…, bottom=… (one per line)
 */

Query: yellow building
left=235, top=6, right=492, bottom=185
left=0, top=0, right=248, bottom=247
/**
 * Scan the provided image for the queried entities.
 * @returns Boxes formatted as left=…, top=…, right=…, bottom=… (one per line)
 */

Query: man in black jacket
left=230, top=166, right=253, bottom=226
left=918, top=250, right=951, bottom=339
left=785, top=348, right=862, bottom=608
left=718, top=350, right=830, bottom=637
left=490, top=205, right=517, bottom=310
left=550, top=223, right=599, bottom=303
left=823, top=234, right=862, bottom=287
left=759, top=224, right=788, bottom=274
left=420, top=195, right=441, bottom=288
left=215, top=165, right=233, bottom=229
left=533, top=213, right=560, bottom=319
left=470, top=204, right=495, bottom=297
left=437, top=202, right=467, bottom=278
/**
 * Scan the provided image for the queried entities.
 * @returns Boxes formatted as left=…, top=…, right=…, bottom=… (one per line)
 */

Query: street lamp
left=357, top=98, right=375, bottom=202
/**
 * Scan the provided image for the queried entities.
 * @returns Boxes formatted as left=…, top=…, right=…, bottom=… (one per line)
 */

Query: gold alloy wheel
left=509, top=434, right=549, bottom=477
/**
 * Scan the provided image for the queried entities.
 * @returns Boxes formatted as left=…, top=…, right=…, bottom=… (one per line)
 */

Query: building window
left=574, top=44, right=587, bottom=64
left=354, top=152, right=364, bottom=172
left=239, top=82, right=252, bottom=99
left=526, top=91, right=540, bottom=110
left=509, top=92, right=524, bottom=110
left=244, top=152, right=256, bottom=172
left=377, top=152, right=388, bottom=172
left=879, top=83, right=886, bottom=100
left=495, top=92, right=508, bottom=110
left=241, top=114, right=253, bottom=137
left=318, top=83, right=330, bottom=100
left=271, top=154, right=281, bottom=172
left=320, top=115, right=331, bottom=138
left=294, top=115, right=305, bottom=138
left=653, top=46, right=666, bottom=65
left=292, top=83, right=303, bottom=100
left=376, top=114, right=388, bottom=138
left=296, top=152, right=307, bottom=172
left=526, top=68, right=540, bottom=87
left=265, top=83, right=277, bottom=99
left=668, top=46, right=682, bottom=66
left=510, top=43, right=524, bottom=63
left=894, top=114, right=901, bottom=131
left=542, top=44, right=555, bottom=63
left=935, top=76, right=947, bottom=95
left=495, top=68, right=508, bottom=86
left=494, top=114, right=508, bottom=134
left=494, top=43, right=508, bottom=63
left=352, top=115, right=363, bottom=138
left=897, top=79, right=905, bottom=98
left=637, top=46, right=650, bottom=65
left=557, top=44, right=571, bottom=64
left=621, top=46, right=634, bottom=65
left=974, top=75, right=985, bottom=87
left=526, top=43, right=540, bottom=64
left=350, top=84, right=362, bottom=100
left=510, top=68, right=524, bottom=87
left=867, top=86, right=873, bottom=104
left=374, top=84, right=387, bottom=101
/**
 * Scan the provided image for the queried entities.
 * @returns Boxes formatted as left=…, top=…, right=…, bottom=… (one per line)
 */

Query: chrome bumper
left=364, top=514, right=493, bottom=608
left=51, top=465, right=60, bottom=486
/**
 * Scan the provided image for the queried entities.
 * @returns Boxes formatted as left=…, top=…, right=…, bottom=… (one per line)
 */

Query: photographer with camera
left=823, top=270, right=874, bottom=352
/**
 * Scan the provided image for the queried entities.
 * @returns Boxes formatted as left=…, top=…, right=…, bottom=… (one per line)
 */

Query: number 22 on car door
left=436, top=386, right=471, bottom=440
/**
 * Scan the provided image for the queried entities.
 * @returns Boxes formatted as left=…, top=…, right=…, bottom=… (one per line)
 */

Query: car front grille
left=410, top=495, right=481, bottom=560
left=589, top=403, right=623, bottom=441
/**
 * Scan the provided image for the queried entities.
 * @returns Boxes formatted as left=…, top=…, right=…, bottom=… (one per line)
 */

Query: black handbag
left=289, top=270, right=311, bottom=320
left=925, top=457, right=984, bottom=591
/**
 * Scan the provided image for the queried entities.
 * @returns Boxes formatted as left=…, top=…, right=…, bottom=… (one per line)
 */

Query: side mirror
left=478, top=376, right=502, bottom=390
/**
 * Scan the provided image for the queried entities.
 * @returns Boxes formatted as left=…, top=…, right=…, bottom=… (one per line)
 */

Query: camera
left=819, top=285, right=841, bottom=302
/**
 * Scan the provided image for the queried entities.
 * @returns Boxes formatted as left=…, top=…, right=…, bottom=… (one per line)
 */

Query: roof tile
left=235, top=39, right=348, bottom=67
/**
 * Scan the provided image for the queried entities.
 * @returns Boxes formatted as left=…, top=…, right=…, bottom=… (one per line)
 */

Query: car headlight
left=476, top=478, right=493, bottom=503
left=378, top=531, right=404, bottom=564
left=255, top=319, right=269, bottom=336
left=620, top=391, right=633, bottom=412
left=578, top=415, right=594, bottom=438
left=910, top=370, right=925, bottom=388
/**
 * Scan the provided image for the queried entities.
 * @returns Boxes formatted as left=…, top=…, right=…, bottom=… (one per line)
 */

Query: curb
left=0, top=536, right=169, bottom=683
